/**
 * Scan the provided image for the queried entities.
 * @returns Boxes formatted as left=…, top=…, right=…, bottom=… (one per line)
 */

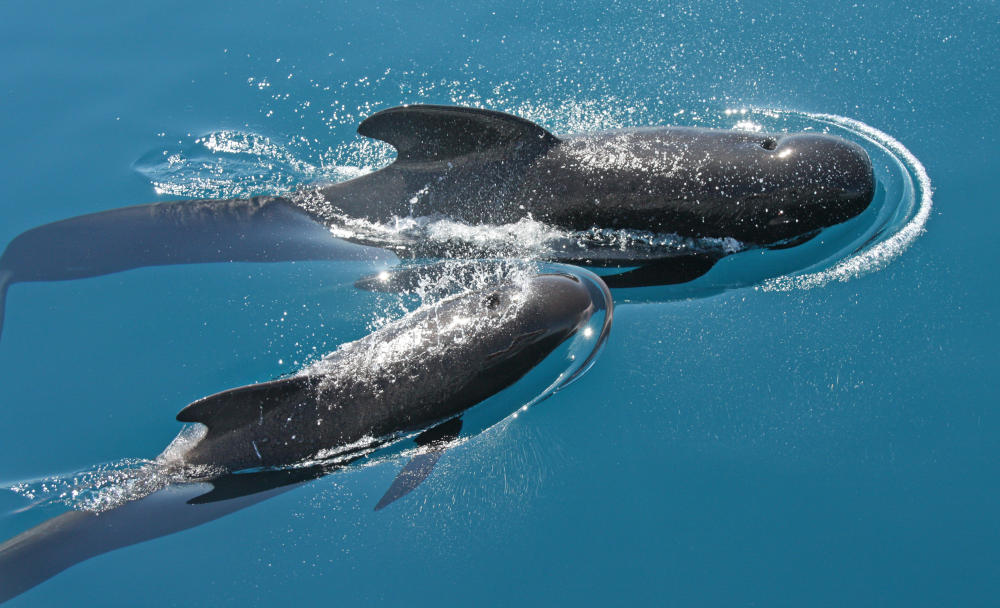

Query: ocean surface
left=0, top=1, right=997, bottom=606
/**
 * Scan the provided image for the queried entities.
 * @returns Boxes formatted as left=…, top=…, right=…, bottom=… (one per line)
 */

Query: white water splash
left=133, top=130, right=388, bottom=199
left=323, top=210, right=746, bottom=263
left=6, top=458, right=215, bottom=513
left=297, top=266, right=537, bottom=394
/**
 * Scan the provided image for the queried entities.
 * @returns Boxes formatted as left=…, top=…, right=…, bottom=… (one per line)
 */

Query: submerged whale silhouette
left=0, top=198, right=393, bottom=340
left=0, top=272, right=611, bottom=602
left=0, top=104, right=874, bottom=339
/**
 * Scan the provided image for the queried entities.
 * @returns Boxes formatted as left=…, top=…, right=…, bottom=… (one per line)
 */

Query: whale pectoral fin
left=374, top=417, right=463, bottom=511
left=176, top=376, right=314, bottom=436
left=601, top=253, right=719, bottom=288
left=357, top=105, right=558, bottom=163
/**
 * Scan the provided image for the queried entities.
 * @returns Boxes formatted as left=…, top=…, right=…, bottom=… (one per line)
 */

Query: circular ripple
left=757, top=110, right=933, bottom=291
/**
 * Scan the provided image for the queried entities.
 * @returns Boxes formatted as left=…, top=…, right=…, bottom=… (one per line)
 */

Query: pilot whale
left=321, top=104, right=876, bottom=287
left=0, top=271, right=610, bottom=602
left=174, top=272, right=602, bottom=472
left=0, top=104, right=874, bottom=339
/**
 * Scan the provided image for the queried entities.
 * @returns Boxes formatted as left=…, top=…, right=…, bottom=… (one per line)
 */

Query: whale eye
left=483, top=292, right=501, bottom=310
left=761, top=138, right=778, bottom=151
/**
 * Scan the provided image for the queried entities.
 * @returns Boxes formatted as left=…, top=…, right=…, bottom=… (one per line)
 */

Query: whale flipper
left=374, top=417, right=464, bottom=511
left=601, top=253, right=719, bottom=288
left=358, top=105, right=558, bottom=163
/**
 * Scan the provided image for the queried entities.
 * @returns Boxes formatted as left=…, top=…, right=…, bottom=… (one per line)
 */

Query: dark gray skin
left=316, top=105, right=875, bottom=289
left=176, top=272, right=596, bottom=471
left=0, top=272, right=603, bottom=602
left=0, top=197, right=383, bottom=283
left=325, top=105, right=875, bottom=246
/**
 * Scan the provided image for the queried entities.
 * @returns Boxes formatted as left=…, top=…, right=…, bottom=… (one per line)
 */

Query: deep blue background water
left=1, top=1, right=997, bottom=606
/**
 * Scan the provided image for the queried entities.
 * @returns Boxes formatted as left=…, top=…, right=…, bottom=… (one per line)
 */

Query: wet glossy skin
left=0, top=107, right=875, bottom=284
left=0, top=272, right=602, bottom=602
left=523, top=128, right=875, bottom=244
left=320, top=123, right=875, bottom=247
left=177, top=273, right=596, bottom=472
left=0, top=198, right=367, bottom=284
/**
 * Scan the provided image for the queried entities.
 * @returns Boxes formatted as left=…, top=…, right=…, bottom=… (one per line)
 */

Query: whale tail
left=0, top=270, right=11, bottom=344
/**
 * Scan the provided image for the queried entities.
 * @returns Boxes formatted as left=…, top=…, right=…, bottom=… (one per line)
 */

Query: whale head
left=655, top=128, right=876, bottom=244
left=747, top=132, right=876, bottom=244
left=439, top=272, right=600, bottom=382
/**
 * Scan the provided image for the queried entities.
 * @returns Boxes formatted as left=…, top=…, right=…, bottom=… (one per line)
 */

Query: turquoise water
left=1, top=1, right=997, bottom=606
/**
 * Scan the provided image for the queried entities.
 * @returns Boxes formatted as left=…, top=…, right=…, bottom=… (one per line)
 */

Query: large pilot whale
left=0, top=271, right=611, bottom=602
left=318, top=105, right=875, bottom=285
left=0, top=104, right=874, bottom=339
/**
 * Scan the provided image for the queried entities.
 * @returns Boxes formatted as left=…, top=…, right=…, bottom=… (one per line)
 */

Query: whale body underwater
left=0, top=272, right=610, bottom=602
left=0, top=104, right=875, bottom=339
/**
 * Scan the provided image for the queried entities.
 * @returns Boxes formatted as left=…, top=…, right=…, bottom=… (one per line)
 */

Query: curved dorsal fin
left=176, top=376, right=313, bottom=433
left=357, top=105, right=558, bottom=163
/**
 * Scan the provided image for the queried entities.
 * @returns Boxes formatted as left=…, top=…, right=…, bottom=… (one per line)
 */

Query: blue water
left=1, top=1, right=997, bottom=606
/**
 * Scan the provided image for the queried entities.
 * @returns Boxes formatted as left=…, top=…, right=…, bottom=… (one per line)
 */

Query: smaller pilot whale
left=0, top=271, right=610, bottom=602
left=174, top=272, right=602, bottom=473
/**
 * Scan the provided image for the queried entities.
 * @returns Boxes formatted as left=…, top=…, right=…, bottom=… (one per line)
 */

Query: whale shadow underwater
left=0, top=271, right=613, bottom=602
left=0, top=104, right=875, bottom=341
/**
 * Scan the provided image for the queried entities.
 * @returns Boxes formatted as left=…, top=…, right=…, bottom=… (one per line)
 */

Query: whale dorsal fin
left=358, top=105, right=558, bottom=163
left=176, top=376, right=314, bottom=433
